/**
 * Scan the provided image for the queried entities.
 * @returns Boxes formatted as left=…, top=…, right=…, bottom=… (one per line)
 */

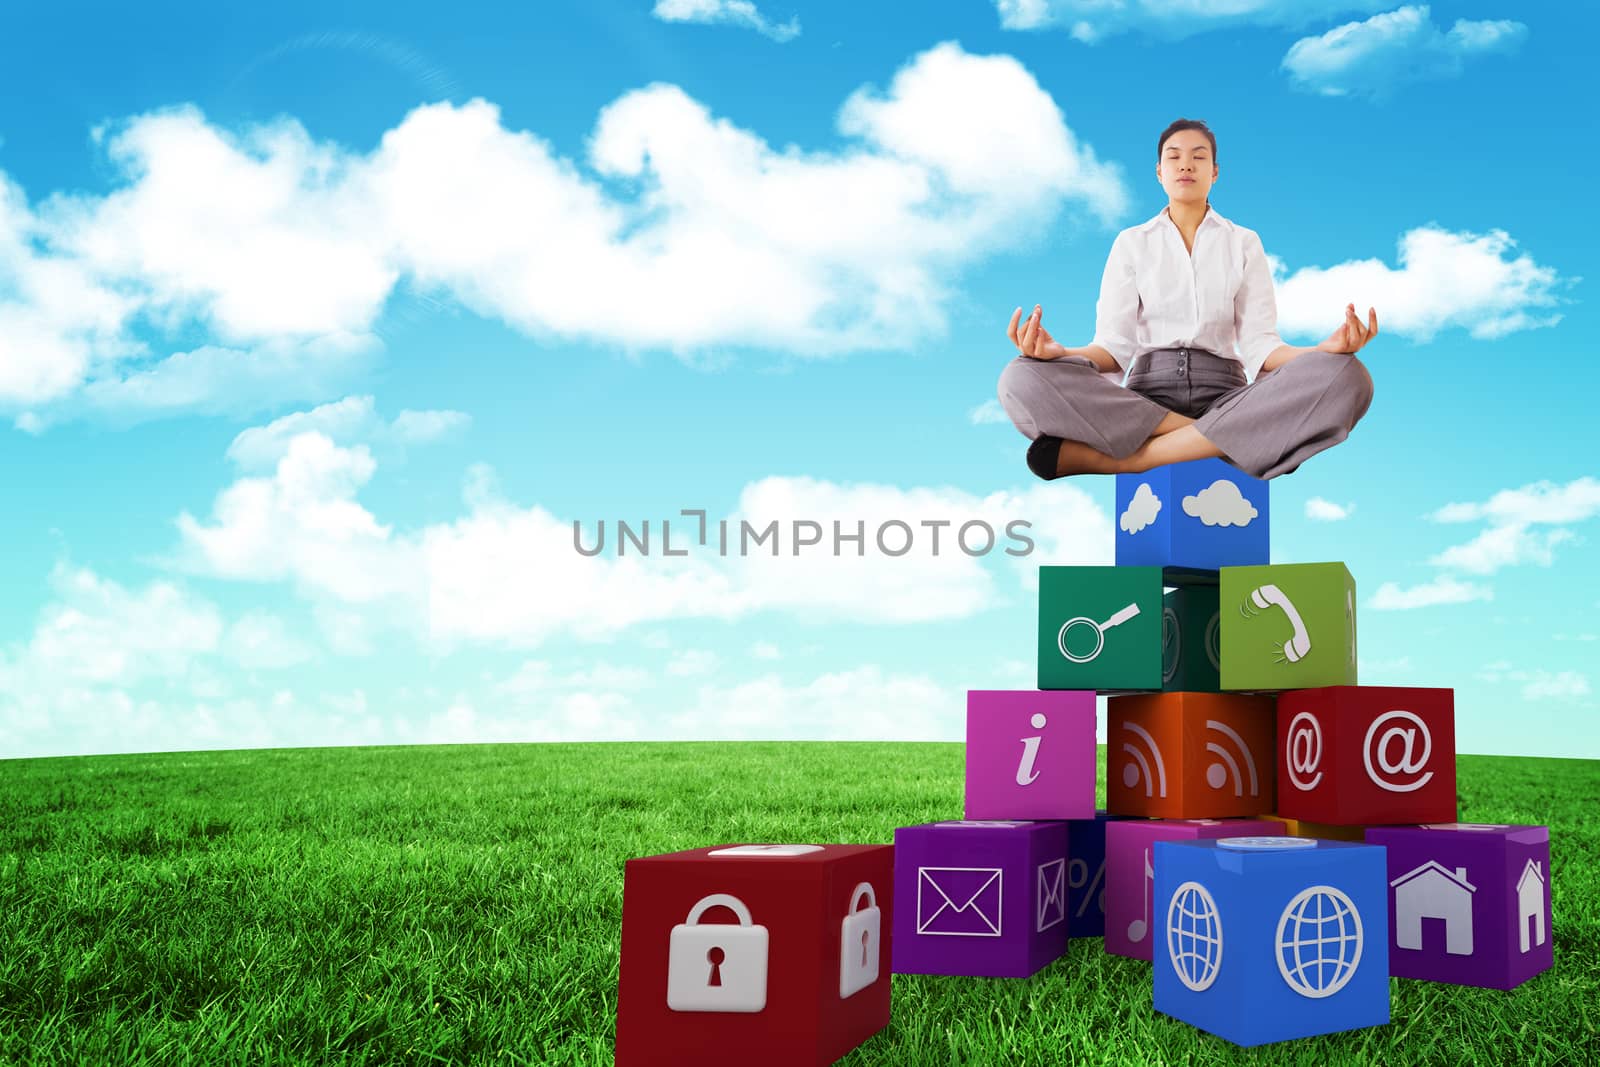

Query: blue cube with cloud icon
left=1115, top=458, right=1269, bottom=571
left=1152, top=836, right=1389, bottom=1047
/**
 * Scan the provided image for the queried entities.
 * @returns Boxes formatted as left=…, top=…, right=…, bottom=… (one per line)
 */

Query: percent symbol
left=1067, top=857, right=1106, bottom=919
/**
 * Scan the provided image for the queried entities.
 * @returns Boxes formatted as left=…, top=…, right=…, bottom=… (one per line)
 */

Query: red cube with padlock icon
left=1275, top=686, right=1458, bottom=825
left=615, top=843, right=893, bottom=1066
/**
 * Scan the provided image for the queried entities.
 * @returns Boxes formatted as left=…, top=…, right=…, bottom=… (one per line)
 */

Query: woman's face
left=1157, top=129, right=1217, bottom=207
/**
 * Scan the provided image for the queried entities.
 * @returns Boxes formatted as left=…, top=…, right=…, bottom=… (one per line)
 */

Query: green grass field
left=1, top=742, right=1595, bottom=1064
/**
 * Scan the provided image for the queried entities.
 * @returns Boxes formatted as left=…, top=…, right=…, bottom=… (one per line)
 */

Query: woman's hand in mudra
left=1008, top=304, right=1067, bottom=359
left=1318, top=303, right=1379, bottom=356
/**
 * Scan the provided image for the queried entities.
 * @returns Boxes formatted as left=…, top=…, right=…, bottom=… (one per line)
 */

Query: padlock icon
left=666, top=893, right=769, bottom=1013
left=838, top=881, right=881, bottom=999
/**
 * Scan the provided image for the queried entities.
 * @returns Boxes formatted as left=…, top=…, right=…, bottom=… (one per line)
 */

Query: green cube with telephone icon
left=1037, top=566, right=1166, bottom=691
left=1218, top=563, right=1358, bottom=691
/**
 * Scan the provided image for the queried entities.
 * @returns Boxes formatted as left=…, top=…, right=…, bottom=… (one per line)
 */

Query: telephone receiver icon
left=1250, top=583, right=1311, bottom=663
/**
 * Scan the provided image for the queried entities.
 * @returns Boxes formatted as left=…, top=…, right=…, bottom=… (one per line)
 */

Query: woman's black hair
left=1158, top=118, right=1216, bottom=161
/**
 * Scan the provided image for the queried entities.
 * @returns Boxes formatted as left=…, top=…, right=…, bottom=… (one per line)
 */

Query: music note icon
left=1126, top=848, right=1154, bottom=943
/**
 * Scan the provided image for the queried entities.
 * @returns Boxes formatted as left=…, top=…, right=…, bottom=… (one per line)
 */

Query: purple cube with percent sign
left=1065, top=811, right=1133, bottom=938
left=965, top=690, right=1096, bottom=820
left=891, top=820, right=1069, bottom=978
left=1365, top=823, right=1554, bottom=990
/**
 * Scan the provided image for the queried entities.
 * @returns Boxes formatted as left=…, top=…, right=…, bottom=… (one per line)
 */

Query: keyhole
left=860, top=931, right=869, bottom=967
left=705, top=946, right=725, bottom=986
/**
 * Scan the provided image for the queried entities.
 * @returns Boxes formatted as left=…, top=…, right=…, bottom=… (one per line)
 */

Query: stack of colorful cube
left=611, top=457, right=1556, bottom=1061
left=1059, top=457, right=1554, bottom=1046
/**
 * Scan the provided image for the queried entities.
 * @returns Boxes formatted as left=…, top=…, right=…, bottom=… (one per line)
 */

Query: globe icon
left=1166, top=881, right=1223, bottom=992
left=1275, top=885, right=1364, bottom=998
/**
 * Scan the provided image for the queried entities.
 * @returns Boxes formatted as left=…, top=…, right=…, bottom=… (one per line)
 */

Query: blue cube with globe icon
left=1114, top=458, right=1269, bottom=571
left=1152, top=836, right=1389, bottom=1047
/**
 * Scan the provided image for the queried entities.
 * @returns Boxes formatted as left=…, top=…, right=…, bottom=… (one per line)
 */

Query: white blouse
left=1090, top=205, right=1285, bottom=383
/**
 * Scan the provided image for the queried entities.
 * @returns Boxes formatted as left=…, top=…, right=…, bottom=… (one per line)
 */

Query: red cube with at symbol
left=615, top=843, right=893, bottom=1066
left=1276, top=686, right=1457, bottom=825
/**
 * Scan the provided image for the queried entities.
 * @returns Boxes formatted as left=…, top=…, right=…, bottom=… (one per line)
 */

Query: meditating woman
left=997, top=117, right=1378, bottom=482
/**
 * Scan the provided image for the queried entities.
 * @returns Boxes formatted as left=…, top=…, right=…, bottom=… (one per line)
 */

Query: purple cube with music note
left=965, top=690, right=1096, bottom=820
left=1105, top=817, right=1279, bottom=961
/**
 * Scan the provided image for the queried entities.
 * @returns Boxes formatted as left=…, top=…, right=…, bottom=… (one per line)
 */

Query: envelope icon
left=1036, top=858, right=1066, bottom=933
left=917, top=866, right=1004, bottom=937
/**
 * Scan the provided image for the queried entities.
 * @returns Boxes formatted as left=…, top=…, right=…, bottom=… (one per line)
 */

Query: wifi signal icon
left=1119, top=722, right=1168, bottom=798
left=1203, top=719, right=1260, bottom=797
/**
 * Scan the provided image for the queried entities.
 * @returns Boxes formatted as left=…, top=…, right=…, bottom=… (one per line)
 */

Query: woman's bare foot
left=1046, top=437, right=1122, bottom=477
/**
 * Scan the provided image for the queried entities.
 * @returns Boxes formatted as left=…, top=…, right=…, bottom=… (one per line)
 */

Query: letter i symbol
left=1016, top=713, right=1047, bottom=786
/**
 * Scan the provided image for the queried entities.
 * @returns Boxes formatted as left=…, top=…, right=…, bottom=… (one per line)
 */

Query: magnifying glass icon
left=1058, top=602, right=1142, bottom=664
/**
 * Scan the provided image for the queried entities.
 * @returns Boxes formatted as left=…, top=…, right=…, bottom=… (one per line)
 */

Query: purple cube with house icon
left=890, top=820, right=1069, bottom=978
left=965, top=690, right=1096, bottom=820
left=1364, top=822, right=1554, bottom=989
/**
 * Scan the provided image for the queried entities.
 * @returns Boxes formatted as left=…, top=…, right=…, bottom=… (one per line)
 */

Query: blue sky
left=0, top=1, right=1594, bottom=760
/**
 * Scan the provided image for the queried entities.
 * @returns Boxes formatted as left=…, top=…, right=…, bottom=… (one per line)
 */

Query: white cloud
left=1182, top=479, right=1258, bottom=528
left=0, top=175, right=142, bottom=407
left=2, top=43, right=1130, bottom=418
left=751, top=641, right=781, bottom=660
left=491, top=659, right=653, bottom=699
left=0, top=567, right=354, bottom=758
left=1305, top=497, right=1352, bottom=521
left=222, top=612, right=317, bottom=670
left=1477, top=663, right=1591, bottom=702
left=1428, top=524, right=1574, bottom=575
left=1521, top=671, right=1590, bottom=701
left=1429, top=477, right=1600, bottom=526
left=0, top=564, right=222, bottom=687
left=1424, top=477, right=1598, bottom=576
left=1368, top=574, right=1493, bottom=610
left=225, top=394, right=468, bottom=470
left=172, top=418, right=1109, bottom=648
left=0, top=684, right=390, bottom=760
left=75, top=335, right=379, bottom=426
left=652, top=0, right=800, bottom=42
left=1120, top=482, right=1161, bottom=534
left=666, top=649, right=721, bottom=677
left=995, top=1, right=1387, bottom=42
left=175, top=432, right=414, bottom=604
left=1274, top=226, right=1568, bottom=344
left=421, top=662, right=961, bottom=743
left=969, top=398, right=1010, bottom=425
left=663, top=665, right=961, bottom=741
left=1283, top=6, right=1528, bottom=99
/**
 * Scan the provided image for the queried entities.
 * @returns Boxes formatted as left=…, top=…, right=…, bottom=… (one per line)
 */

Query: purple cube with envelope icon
left=1364, top=822, right=1554, bottom=990
left=891, top=820, right=1069, bottom=978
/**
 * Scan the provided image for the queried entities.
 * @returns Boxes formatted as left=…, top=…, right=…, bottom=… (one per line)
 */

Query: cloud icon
left=1183, top=479, right=1259, bottom=528
left=1120, top=482, right=1162, bottom=534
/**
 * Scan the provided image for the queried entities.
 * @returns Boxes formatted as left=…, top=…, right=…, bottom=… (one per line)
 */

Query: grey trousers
left=995, top=347, right=1375, bottom=480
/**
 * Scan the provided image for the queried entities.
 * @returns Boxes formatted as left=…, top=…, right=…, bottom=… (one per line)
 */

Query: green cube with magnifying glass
left=1218, top=562, right=1358, bottom=691
left=1038, top=566, right=1165, bottom=691
left=1163, top=583, right=1222, bottom=693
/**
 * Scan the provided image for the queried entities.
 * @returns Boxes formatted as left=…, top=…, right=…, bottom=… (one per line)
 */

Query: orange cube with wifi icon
left=1107, top=692, right=1277, bottom=819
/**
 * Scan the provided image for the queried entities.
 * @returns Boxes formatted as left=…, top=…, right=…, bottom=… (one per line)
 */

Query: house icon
left=1391, top=860, right=1475, bottom=955
left=1517, top=860, right=1547, bottom=953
